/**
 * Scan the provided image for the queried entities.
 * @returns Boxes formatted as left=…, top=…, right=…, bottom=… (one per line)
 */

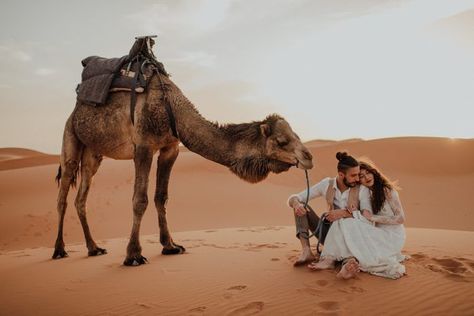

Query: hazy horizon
left=1, top=0, right=473, bottom=154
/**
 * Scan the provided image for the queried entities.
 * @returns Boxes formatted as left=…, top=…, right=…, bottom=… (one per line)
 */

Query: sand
left=0, top=137, right=473, bottom=315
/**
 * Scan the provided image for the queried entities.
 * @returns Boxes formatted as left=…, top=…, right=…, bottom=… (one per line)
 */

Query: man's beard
left=343, top=177, right=357, bottom=188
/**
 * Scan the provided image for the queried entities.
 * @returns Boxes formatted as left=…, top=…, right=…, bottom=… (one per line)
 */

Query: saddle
left=76, top=36, right=176, bottom=132
left=76, top=36, right=169, bottom=108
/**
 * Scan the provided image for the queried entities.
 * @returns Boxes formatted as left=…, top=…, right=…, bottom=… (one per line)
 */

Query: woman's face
left=359, top=169, right=374, bottom=188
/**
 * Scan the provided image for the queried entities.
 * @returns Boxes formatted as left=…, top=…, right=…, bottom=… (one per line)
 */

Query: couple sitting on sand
left=288, top=152, right=407, bottom=279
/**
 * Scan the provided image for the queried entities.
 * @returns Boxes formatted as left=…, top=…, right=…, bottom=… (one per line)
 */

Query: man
left=287, top=151, right=372, bottom=270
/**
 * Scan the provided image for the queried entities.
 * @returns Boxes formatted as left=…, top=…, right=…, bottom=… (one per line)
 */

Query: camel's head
left=260, top=115, right=313, bottom=172
left=229, top=114, right=314, bottom=183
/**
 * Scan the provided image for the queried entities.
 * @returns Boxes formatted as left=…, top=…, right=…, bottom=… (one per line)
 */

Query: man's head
left=336, top=151, right=359, bottom=188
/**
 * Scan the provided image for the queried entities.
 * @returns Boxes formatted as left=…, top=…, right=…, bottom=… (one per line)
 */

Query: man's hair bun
left=336, top=152, right=348, bottom=161
left=336, top=151, right=358, bottom=172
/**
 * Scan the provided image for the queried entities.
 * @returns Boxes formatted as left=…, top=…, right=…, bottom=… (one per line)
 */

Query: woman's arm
left=368, top=189, right=405, bottom=225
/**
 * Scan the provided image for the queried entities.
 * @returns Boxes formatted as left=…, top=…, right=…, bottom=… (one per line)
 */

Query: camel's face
left=261, top=119, right=313, bottom=172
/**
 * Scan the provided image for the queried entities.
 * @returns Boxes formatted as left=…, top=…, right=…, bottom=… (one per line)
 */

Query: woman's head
left=359, top=159, right=399, bottom=214
left=336, top=152, right=359, bottom=188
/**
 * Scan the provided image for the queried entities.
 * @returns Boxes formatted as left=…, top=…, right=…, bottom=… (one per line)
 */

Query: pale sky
left=1, top=0, right=473, bottom=154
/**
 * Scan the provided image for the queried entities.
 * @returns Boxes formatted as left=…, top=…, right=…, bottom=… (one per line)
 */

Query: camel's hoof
left=162, top=245, right=186, bottom=255
left=123, top=255, right=148, bottom=266
left=88, top=248, right=107, bottom=257
left=52, top=248, right=69, bottom=260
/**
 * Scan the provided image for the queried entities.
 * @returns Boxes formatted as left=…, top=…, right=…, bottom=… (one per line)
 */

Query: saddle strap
left=130, top=66, right=139, bottom=125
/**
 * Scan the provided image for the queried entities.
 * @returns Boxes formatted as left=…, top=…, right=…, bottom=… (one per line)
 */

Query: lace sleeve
left=370, top=189, right=405, bottom=225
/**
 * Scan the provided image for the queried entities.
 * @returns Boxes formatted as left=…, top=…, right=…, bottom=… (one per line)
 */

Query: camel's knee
left=74, top=198, right=86, bottom=214
left=133, top=195, right=148, bottom=215
left=57, top=200, right=67, bottom=213
left=154, top=192, right=168, bottom=207
left=63, top=160, right=79, bottom=173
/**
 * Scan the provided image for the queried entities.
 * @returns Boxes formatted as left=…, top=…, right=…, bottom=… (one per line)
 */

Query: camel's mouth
left=270, top=160, right=294, bottom=173
left=296, top=159, right=313, bottom=170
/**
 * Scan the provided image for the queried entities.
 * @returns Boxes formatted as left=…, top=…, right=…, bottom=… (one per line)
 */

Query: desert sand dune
left=0, top=147, right=58, bottom=171
left=0, top=137, right=473, bottom=315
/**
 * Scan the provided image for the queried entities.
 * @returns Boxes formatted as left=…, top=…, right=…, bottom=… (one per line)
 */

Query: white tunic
left=287, top=177, right=373, bottom=212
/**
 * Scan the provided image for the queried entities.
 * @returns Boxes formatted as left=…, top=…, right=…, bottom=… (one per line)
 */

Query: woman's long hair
left=359, top=159, right=399, bottom=214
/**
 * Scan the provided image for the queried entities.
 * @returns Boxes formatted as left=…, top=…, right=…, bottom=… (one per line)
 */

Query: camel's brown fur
left=53, top=72, right=313, bottom=265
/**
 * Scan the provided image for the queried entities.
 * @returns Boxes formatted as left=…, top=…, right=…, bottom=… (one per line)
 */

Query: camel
left=53, top=70, right=313, bottom=266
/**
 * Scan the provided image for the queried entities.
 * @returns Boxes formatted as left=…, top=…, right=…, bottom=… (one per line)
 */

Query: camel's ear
left=260, top=123, right=272, bottom=138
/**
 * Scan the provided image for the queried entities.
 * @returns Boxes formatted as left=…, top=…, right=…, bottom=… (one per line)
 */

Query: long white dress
left=320, top=189, right=407, bottom=279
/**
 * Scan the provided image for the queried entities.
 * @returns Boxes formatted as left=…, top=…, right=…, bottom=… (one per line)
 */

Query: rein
left=303, top=169, right=316, bottom=239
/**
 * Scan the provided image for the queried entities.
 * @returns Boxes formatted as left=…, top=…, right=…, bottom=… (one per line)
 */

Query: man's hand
left=292, top=201, right=307, bottom=217
left=326, top=209, right=348, bottom=222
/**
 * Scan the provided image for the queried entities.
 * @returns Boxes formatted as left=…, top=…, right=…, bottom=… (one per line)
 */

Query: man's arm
left=287, top=177, right=330, bottom=216
left=326, top=208, right=353, bottom=222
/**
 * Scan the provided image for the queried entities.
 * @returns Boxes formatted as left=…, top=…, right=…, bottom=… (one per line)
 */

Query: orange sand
left=0, top=137, right=473, bottom=315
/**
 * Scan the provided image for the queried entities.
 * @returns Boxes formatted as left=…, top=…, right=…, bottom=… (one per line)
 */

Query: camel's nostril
left=304, top=150, right=313, bottom=161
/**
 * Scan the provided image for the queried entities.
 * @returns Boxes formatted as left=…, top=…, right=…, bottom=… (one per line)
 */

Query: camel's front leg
left=155, top=144, right=185, bottom=255
left=123, top=145, right=153, bottom=266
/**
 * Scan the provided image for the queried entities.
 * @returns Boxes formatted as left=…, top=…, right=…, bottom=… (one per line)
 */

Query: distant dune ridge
left=0, top=147, right=58, bottom=171
left=0, top=137, right=473, bottom=315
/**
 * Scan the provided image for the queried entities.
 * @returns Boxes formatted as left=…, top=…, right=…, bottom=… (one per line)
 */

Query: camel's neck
left=172, top=96, right=238, bottom=167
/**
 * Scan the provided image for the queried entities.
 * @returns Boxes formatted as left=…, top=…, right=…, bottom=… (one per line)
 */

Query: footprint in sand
left=433, top=258, right=469, bottom=274
left=422, top=255, right=473, bottom=282
left=297, top=286, right=321, bottom=297
left=410, top=252, right=428, bottom=260
left=227, top=285, right=247, bottom=291
left=200, top=243, right=238, bottom=250
left=227, top=301, right=264, bottom=316
left=224, top=285, right=248, bottom=299
left=298, top=280, right=330, bottom=297
left=237, top=226, right=284, bottom=233
left=315, top=280, right=329, bottom=287
left=146, top=239, right=160, bottom=244
left=318, top=301, right=341, bottom=312
left=188, top=306, right=207, bottom=314
left=338, top=285, right=365, bottom=294
left=14, top=253, right=31, bottom=257
left=136, top=302, right=152, bottom=309
left=271, top=258, right=280, bottom=262
left=244, top=243, right=286, bottom=252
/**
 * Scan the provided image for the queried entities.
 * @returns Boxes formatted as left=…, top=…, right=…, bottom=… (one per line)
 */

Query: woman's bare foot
left=336, top=258, right=360, bottom=279
left=308, top=257, right=335, bottom=271
left=293, top=248, right=317, bottom=267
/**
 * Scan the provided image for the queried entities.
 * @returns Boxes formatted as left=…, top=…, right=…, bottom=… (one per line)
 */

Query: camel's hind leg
left=154, top=144, right=185, bottom=255
left=123, top=145, right=153, bottom=266
left=53, top=118, right=82, bottom=259
left=75, top=147, right=107, bottom=257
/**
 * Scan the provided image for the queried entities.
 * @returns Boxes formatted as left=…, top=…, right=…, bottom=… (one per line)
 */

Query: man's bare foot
left=293, top=248, right=317, bottom=267
left=308, top=257, right=335, bottom=271
left=336, top=258, right=360, bottom=279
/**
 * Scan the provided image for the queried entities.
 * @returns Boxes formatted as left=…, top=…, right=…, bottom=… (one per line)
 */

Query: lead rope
left=303, top=169, right=317, bottom=239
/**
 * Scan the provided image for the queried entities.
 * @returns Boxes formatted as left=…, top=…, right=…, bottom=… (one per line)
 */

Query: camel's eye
left=276, top=138, right=289, bottom=147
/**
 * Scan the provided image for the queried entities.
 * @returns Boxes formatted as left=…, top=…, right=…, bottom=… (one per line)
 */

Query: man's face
left=340, top=166, right=360, bottom=188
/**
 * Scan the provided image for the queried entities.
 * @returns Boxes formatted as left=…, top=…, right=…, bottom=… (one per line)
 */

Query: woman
left=311, top=159, right=407, bottom=279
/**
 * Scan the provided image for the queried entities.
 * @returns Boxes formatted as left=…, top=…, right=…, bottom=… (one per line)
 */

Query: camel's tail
left=55, top=164, right=79, bottom=188
left=55, top=165, right=61, bottom=187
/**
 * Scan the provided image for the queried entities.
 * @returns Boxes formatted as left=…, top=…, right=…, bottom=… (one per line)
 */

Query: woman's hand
left=362, top=210, right=373, bottom=221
